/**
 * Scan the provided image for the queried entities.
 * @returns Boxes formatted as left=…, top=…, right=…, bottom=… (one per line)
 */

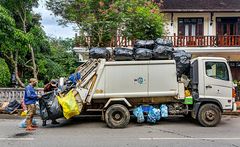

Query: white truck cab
left=190, top=57, right=235, bottom=126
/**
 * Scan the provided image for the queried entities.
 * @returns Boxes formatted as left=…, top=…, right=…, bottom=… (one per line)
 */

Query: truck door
left=204, top=60, right=233, bottom=110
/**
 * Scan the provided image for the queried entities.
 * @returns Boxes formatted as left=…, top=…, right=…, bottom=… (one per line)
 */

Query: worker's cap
left=29, top=78, right=38, bottom=83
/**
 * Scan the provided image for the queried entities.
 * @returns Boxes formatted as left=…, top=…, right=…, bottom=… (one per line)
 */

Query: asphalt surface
left=0, top=115, right=240, bottom=147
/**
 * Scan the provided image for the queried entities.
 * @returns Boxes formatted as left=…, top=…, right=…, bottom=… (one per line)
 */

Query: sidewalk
left=0, top=114, right=22, bottom=119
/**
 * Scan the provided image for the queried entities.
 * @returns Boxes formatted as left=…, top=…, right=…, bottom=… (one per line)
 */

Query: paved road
left=0, top=115, right=240, bottom=147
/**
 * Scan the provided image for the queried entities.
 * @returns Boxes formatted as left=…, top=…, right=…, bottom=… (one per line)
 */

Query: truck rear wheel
left=105, top=104, right=130, bottom=128
left=197, top=104, right=221, bottom=127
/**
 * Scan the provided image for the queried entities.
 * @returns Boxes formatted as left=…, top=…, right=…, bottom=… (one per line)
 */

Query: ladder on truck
left=75, top=59, right=105, bottom=104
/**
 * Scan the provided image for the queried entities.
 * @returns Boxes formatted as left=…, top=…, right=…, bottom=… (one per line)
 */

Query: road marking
left=139, top=138, right=240, bottom=140
left=0, top=138, right=34, bottom=141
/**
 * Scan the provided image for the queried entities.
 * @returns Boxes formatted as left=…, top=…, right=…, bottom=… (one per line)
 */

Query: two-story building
left=73, top=0, right=240, bottom=80
left=161, top=0, right=240, bottom=80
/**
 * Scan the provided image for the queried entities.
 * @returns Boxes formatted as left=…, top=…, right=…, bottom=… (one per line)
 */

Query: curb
left=223, top=110, right=240, bottom=115
left=0, top=114, right=23, bottom=119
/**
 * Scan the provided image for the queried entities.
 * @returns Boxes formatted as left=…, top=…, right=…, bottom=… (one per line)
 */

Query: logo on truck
left=134, top=77, right=145, bottom=85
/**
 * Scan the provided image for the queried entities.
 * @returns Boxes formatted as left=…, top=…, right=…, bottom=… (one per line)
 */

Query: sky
left=34, top=0, right=78, bottom=39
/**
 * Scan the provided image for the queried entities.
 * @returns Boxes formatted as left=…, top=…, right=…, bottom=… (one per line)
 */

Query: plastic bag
left=39, top=92, right=63, bottom=121
left=160, top=104, right=168, bottom=118
left=141, top=105, right=151, bottom=113
left=19, top=119, right=37, bottom=128
left=173, top=50, right=192, bottom=77
left=89, top=47, right=110, bottom=60
left=147, top=107, right=160, bottom=123
left=133, top=106, right=145, bottom=123
left=155, top=38, right=173, bottom=47
left=21, top=110, right=27, bottom=117
left=134, top=48, right=153, bottom=60
left=48, top=96, right=63, bottom=120
left=68, top=72, right=81, bottom=84
left=152, top=45, right=174, bottom=60
left=57, top=90, right=80, bottom=119
left=134, top=40, right=155, bottom=49
left=114, top=48, right=133, bottom=61
left=5, top=100, right=21, bottom=113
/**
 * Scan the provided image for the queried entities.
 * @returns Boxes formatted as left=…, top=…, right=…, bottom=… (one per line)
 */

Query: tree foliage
left=36, top=38, right=78, bottom=84
left=47, top=0, right=163, bottom=47
left=0, top=3, right=78, bottom=87
left=0, top=58, right=11, bottom=87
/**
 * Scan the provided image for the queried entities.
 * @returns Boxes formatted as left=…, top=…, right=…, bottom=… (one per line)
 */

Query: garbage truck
left=71, top=57, right=236, bottom=128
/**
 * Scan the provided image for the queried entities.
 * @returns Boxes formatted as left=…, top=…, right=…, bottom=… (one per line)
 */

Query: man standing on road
left=24, top=78, right=41, bottom=131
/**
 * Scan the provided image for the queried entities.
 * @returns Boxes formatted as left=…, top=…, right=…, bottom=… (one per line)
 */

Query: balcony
left=165, top=35, right=240, bottom=47
left=74, top=35, right=240, bottom=48
left=74, top=36, right=134, bottom=48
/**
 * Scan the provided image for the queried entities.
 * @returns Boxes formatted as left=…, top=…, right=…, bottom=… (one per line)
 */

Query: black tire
left=197, top=104, right=221, bottom=127
left=105, top=104, right=130, bottom=128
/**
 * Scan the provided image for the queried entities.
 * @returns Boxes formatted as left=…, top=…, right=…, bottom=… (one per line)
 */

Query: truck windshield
left=205, top=62, right=229, bottom=81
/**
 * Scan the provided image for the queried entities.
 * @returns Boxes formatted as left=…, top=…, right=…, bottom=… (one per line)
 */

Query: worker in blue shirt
left=24, top=78, right=41, bottom=131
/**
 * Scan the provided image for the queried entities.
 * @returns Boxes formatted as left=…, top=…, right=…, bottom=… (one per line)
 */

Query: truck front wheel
left=105, top=104, right=130, bottom=128
left=197, top=103, right=221, bottom=127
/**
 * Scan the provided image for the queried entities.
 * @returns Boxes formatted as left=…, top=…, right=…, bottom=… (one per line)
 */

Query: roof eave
left=161, top=9, right=240, bottom=13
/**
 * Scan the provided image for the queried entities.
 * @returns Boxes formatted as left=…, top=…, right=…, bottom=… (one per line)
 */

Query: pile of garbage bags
left=88, top=38, right=191, bottom=78
left=39, top=73, right=83, bottom=122
left=133, top=104, right=168, bottom=124
left=133, top=38, right=174, bottom=60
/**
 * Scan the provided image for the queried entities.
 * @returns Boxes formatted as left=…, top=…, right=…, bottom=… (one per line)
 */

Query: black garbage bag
left=39, top=91, right=63, bottom=121
left=89, top=47, right=110, bottom=60
left=114, top=48, right=133, bottom=61
left=173, top=50, right=192, bottom=77
left=5, top=100, right=21, bottom=113
left=155, top=38, right=173, bottom=47
left=134, top=48, right=153, bottom=60
left=134, top=40, right=155, bottom=50
left=152, top=45, right=174, bottom=60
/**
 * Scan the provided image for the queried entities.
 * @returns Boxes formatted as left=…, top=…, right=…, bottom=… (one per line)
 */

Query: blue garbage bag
left=147, top=107, right=160, bottom=123
left=141, top=105, right=152, bottom=113
left=68, top=72, right=81, bottom=84
left=160, top=104, right=168, bottom=118
left=19, top=119, right=38, bottom=128
left=133, top=106, right=145, bottom=123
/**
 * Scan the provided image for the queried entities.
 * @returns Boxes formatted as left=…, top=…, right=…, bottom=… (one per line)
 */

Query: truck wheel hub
left=113, top=112, right=122, bottom=121
left=205, top=110, right=215, bottom=121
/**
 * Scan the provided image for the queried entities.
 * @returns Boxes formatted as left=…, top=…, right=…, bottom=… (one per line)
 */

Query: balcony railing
left=164, top=35, right=240, bottom=47
left=75, top=36, right=135, bottom=48
left=75, top=35, right=240, bottom=48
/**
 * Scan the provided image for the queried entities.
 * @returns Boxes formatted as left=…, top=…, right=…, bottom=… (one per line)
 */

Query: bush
left=0, top=58, right=11, bottom=87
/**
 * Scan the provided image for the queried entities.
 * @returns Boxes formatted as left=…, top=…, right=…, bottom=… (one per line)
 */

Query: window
left=178, top=18, right=204, bottom=36
left=205, top=62, right=229, bottom=81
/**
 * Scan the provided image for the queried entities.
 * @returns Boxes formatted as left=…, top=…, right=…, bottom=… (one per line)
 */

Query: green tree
left=0, top=4, right=28, bottom=87
left=36, top=37, right=78, bottom=84
left=0, top=58, right=11, bottom=87
left=1, top=0, right=40, bottom=80
left=47, top=0, right=163, bottom=47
